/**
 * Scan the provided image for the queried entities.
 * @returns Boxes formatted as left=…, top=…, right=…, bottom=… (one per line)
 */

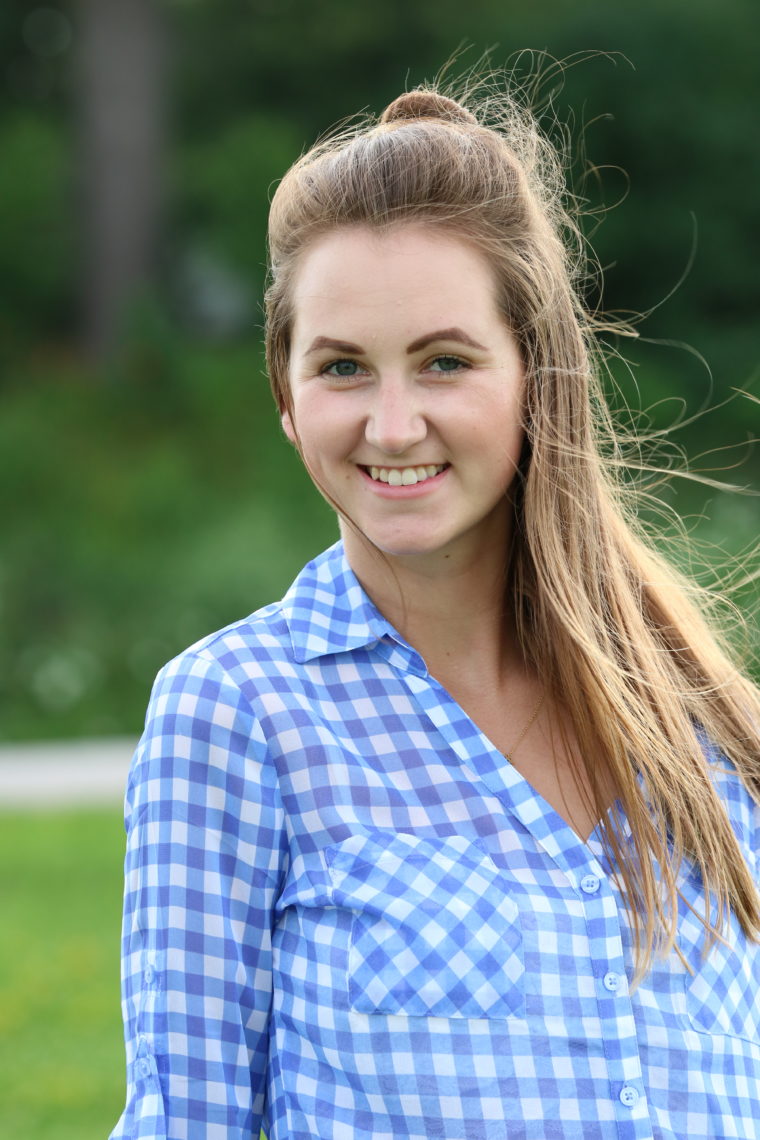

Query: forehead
left=289, top=224, right=501, bottom=338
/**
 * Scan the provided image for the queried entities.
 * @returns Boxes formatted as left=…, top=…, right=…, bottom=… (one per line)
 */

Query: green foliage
left=0, top=0, right=757, bottom=740
left=176, top=111, right=304, bottom=298
left=1, top=0, right=758, bottom=363
left=0, top=112, right=73, bottom=355
left=0, top=341, right=336, bottom=741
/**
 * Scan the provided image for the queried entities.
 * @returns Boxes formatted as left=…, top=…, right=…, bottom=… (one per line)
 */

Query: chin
left=366, top=534, right=453, bottom=560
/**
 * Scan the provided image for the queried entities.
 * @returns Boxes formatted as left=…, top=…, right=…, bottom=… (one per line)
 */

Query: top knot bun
left=380, top=91, right=478, bottom=127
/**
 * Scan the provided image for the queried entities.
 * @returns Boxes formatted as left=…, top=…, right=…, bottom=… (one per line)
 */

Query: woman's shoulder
left=143, top=538, right=375, bottom=719
left=170, top=597, right=293, bottom=677
left=144, top=600, right=301, bottom=743
left=127, top=592, right=307, bottom=821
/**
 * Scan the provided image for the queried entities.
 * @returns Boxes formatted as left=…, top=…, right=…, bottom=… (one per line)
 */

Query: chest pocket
left=325, top=832, right=524, bottom=1019
left=678, top=854, right=760, bottom=1043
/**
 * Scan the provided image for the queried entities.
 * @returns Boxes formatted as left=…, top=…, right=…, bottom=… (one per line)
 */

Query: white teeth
left=365, top=464, right=446, bottom=486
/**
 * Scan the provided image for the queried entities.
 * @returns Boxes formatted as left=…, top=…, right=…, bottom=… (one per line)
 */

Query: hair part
left=264, top=75, right=760, bottom=984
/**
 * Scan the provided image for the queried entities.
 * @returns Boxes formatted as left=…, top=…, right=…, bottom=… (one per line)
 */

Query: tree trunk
left=77, top=0, right=166, bottom=361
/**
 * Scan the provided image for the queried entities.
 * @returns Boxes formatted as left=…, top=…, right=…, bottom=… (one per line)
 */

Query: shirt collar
left=281, top=540, right=397, bottom=663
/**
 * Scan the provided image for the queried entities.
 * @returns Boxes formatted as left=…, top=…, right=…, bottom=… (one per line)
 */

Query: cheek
left=466, top=387, right=524, bottom=445
left=290, top=403, right=344, bottom=472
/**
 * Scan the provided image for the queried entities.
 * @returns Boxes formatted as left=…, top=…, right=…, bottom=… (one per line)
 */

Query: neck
left=341, top=517, right=523, bottom=688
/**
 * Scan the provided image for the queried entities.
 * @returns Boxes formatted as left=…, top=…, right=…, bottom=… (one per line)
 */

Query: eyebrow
left=303, top=327, right=488, bottom=357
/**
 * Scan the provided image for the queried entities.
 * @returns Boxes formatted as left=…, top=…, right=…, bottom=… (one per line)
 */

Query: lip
left=357, top=464, right=449, bottom=498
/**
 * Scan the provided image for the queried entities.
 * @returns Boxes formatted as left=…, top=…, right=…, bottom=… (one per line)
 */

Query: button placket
left=576, top=861, right=648, bottom=1125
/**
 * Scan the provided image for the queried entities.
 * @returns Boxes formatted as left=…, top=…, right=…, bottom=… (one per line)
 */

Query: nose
left=364, top=376, right=427, bottom=455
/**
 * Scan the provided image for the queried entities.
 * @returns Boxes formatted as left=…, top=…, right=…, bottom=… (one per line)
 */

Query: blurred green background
left=1, top=1, right=757, bottom=1137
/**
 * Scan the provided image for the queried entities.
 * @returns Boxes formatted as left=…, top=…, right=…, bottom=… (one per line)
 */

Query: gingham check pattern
left=111, top=541, right=760, bottom=1140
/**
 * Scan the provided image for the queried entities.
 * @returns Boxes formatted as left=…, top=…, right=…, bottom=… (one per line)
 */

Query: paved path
left=0, top=736, right=137, bottom=808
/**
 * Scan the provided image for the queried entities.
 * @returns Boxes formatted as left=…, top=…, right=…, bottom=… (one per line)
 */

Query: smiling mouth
left=361, top=463, right=449, bottom=487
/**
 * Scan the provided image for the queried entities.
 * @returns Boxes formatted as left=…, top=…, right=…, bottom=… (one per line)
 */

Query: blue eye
left=429, top=355, right=466, bottom=373
left=323, top=359, right=360, bottom=377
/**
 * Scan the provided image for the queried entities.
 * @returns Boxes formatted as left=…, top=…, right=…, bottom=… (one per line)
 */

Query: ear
left=281, top=409, right=297, bottom=445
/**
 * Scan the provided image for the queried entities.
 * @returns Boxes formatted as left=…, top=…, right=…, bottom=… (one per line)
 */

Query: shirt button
left=143, top=964, right=155, bottom=985
left=620, top=1086, right=639, bottom=1108
left=137, top=1057, right=152, bottom=1079
left=580, top=874, right=600, bottom=894
left=603, top=971, right=621, bottom=992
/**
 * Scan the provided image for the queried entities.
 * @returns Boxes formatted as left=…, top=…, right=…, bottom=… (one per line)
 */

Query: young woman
left=111, top=83, right=760, bottom=1140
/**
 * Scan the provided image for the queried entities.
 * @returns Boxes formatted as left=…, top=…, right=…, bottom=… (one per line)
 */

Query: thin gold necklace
left=503, top=692, right=545, bottom=763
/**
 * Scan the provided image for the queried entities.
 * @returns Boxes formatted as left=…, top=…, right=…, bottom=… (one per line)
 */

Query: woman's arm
left=110, top=651, right=287, bottom=1139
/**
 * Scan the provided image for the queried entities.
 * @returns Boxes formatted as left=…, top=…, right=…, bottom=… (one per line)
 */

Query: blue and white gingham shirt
left=111, top=540, right=760, bottom=1140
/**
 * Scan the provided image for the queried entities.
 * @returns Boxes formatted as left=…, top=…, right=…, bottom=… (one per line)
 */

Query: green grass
left=0, top=809, right=127, bottom=1140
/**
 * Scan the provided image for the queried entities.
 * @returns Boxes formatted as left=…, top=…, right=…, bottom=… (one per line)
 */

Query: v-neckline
left=402, top=669, right=620, bottom=877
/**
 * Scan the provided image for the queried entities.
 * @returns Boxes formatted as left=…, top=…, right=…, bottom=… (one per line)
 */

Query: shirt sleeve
left=109, top=650, right=287, bottom=1140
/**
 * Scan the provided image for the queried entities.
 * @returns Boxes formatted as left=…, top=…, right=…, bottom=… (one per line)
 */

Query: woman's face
left=284, top=223, right=526, bottom=570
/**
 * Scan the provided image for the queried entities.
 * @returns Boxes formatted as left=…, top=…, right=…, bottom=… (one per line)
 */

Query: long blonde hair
left=264, top=77, right=760, bottom=980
